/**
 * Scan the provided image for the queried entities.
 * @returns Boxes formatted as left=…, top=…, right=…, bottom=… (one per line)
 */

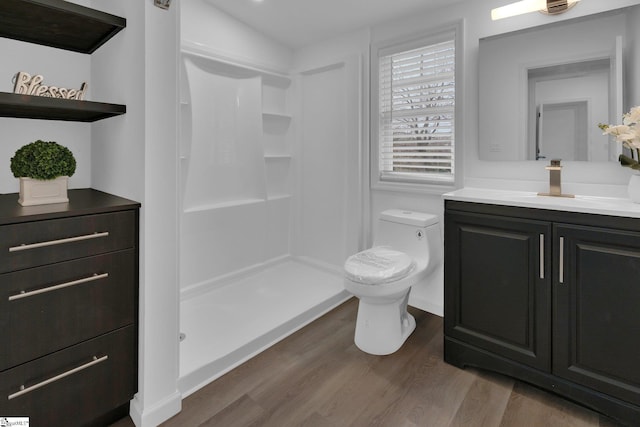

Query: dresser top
left=0, top=188, right=140, bottom=225
left=444, top=187, right=640, bottom=219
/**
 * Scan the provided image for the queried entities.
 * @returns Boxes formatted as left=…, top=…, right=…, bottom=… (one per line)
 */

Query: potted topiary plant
left=10, top=139, right=76, bottom=206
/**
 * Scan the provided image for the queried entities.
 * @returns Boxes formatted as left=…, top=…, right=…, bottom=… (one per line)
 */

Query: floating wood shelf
left=0, top=92, right=126, bottom=122
left=0, top=0, right=126, bottom=54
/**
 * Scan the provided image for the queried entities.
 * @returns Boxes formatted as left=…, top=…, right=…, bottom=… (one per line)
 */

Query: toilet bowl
left=344, top=209, right=441, bottom=355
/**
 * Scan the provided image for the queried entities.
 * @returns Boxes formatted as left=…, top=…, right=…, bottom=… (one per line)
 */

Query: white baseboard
left=129, top=390, right=182, bottom=427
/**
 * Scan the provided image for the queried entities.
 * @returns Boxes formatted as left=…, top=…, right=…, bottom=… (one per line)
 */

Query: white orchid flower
left=603, top=124, right=635, bottom=142
left=623, top=106, right=640, bottom=125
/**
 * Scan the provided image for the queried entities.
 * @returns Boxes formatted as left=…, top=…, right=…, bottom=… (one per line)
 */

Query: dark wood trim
left=0, top=92, right=126, bottom=122
left=0, top=188, right=140, bottom=225
left=0, top=0, right=126, bottom=54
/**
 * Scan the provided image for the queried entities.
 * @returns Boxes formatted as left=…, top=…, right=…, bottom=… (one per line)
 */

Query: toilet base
left=353, top=290, right=416, bottom=355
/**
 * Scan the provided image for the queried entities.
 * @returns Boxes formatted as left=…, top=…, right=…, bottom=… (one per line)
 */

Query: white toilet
left=343, top=209, right=442, bottom=355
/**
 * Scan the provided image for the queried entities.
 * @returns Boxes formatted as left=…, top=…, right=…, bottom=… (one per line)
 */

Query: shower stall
left=177, top=40, right=362, bottom=396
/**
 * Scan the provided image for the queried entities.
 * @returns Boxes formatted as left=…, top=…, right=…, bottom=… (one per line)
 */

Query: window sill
left=371, top=179, right=456, bottom=196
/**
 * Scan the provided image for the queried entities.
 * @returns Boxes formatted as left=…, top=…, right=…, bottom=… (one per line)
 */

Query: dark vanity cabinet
left=0, top=189, right=140, bottom=426
left=553, top=225, right=640, bottom=407
left=444, top=210, right=552, bottom=372
left=444, top=200, right=640, bottom=425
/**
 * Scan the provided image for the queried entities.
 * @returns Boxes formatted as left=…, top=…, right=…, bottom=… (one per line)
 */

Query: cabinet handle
left=8, top=231, right=109, bottom=252
left=559, top=237, right=564, bottom=284
left=8, top=355, right=108, bottom=400
left=8, top=273, right=109, bottom=301
left=539, top=234, right=545, bottom=279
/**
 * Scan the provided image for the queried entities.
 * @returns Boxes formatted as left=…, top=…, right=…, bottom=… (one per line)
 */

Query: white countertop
left=443, top=187, right=640, bottom=219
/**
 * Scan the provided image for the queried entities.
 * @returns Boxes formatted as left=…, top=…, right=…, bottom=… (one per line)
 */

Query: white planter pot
left=18, top=176, right=69, bottom=206
left=628, top=173, right=640, bottom=204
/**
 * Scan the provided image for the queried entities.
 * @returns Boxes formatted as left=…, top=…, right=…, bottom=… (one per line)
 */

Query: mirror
left=478, top=6, right=637, bottom=161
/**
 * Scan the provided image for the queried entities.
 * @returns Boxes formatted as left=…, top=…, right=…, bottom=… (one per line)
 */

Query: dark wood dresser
left=0, top=188, right=140, bottom=426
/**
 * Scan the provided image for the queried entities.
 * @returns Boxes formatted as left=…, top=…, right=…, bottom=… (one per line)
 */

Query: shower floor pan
left=178, top=258, right=350, bottom=397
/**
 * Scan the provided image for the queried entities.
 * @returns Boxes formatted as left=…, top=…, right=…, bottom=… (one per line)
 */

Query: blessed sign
left=13, top=71, right=88, bottom=100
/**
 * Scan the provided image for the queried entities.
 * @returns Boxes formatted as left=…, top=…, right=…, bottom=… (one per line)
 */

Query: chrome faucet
left=538, top=159, right=574, bottom=198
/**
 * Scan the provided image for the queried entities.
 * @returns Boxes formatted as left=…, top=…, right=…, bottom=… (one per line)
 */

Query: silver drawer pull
left=8, top=355, right=108, bottom=400
left=539, top=234, right=545, bottom=279
left=8, top=273, right=109, bottom=301
left=9, top=231, right=109, bottom=252
left=559, top=237, right=565, bottom=284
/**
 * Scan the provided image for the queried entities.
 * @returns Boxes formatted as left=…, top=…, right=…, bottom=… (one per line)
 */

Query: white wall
left=0, top=36, right=90, bottom=193
left=463, top=0, right=640, bottom=195
left=629, top=6, right=640, bottom=106
left=91, top=0, right=144, bottom=202
left=290, top=0, right=640, bottom=260
left=366, top=0, right=640, bottom=229
left=91, top=1, right=181, bottom=426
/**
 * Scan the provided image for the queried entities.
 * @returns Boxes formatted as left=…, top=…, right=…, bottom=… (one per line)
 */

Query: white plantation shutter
left=378, top=37, right=455, bottom=184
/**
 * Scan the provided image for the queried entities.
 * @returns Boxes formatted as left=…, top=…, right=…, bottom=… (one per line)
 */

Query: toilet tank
left=374, top=209, right=441, bottom=267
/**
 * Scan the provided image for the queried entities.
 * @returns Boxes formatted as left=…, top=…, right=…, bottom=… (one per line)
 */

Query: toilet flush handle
left=416, top=230, right=424, bottom=240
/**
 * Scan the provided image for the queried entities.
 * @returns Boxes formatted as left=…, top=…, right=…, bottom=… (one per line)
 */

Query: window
left=372, top=26, right=460, bottom=190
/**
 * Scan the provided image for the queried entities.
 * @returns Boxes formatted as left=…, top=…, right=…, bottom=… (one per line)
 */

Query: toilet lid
left=344, top=246, right=415, bottom=285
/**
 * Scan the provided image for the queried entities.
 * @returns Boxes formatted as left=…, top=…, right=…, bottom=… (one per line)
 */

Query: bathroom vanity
left=443, top=188, right=640, bottom=426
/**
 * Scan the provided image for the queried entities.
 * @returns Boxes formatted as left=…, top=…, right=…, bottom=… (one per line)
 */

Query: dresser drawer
left=0, top=326, right=136, bottom=427
left=0, top=210, right=136, bottom=273
left=0, top=250, right=136, bottom=370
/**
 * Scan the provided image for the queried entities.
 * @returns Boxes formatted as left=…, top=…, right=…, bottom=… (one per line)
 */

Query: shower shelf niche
left=264, top=154, right=292, bottom=159
left=265, top=155, right=291, bottom=200
left=262, top=112, right=292, bottom=121
left=262, top=78, right=292, bottom=201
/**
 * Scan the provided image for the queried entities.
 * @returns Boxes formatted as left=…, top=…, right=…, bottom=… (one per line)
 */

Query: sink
left=443, top=187, right=640, bottom=219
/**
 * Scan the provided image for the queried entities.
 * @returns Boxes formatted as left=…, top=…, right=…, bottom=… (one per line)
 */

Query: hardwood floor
left=111, top=298, right=623, bottom=427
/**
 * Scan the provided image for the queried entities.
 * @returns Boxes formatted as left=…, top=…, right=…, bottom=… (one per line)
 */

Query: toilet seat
left=344, top=246, right=415, bottom=285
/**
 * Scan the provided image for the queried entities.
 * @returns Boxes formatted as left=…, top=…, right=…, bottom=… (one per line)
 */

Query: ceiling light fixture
left=491, top=0, right=581, bottom=20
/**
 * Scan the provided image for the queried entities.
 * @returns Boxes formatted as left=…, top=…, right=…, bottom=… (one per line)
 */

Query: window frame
left=370, top=21, right=464, bottom=194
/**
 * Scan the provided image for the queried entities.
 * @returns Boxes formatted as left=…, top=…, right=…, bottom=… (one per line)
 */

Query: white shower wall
left=177, top=1, right=361, bottom=396
left=182, top=57, right=265, bottom=209
left=178, top=50, right=362, bottom=295
left=294, top=61, right=362, bottom=268
left=178, top=59, right=363, bottom=288
left=180, top=49, right=294, bottom=292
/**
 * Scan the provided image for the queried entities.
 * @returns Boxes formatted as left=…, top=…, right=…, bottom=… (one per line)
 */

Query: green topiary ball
left=10, top=140, right=76, bottom=180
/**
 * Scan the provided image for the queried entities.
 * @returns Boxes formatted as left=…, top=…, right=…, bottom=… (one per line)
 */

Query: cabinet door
left=554, top=224, right=640, bottom=406
left=445, top=211, right=551, bottom=371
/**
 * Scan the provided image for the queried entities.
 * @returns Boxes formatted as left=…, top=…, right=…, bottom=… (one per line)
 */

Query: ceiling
left=205, top=0, right=464, bottom=49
